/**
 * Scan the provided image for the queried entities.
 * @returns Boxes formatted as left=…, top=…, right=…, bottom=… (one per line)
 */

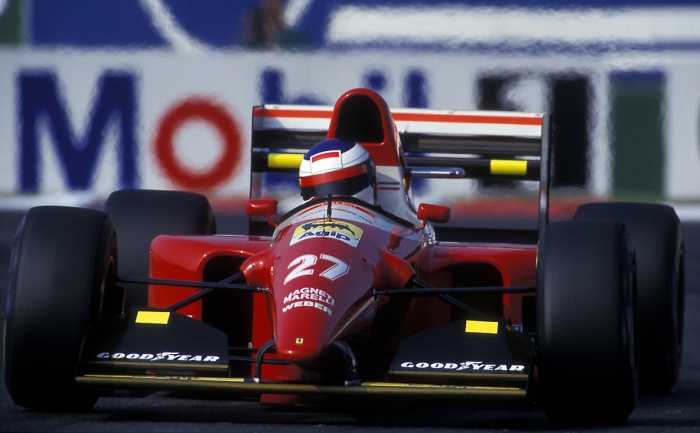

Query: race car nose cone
left=274, top=306, right=335, bottom=362
left=276, top=334, right=324, bottom=362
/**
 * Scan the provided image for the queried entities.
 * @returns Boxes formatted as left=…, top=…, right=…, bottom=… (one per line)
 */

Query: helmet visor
left=300, top=163, right=375, bottom=201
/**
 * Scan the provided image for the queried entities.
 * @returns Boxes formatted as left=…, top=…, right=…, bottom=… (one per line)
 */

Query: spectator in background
left=244, top=0, right=308, bottom=50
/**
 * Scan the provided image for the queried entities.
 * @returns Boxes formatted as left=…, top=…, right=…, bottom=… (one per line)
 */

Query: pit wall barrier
left=1, top=50, right=699, bottom=208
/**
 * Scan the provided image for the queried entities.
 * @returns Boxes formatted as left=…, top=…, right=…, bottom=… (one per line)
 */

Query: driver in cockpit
left=298, top=138, right=377, bottom=204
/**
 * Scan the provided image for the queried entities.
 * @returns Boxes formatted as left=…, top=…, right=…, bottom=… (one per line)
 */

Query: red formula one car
left=4, top=88, right=684, bottom=423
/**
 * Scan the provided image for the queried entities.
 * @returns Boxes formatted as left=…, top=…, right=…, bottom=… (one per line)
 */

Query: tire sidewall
left=537, top=220, right=638, bottom=423
left=4, top=206, right=117, bottom=410
left=574, top=202, right=684, bottom=393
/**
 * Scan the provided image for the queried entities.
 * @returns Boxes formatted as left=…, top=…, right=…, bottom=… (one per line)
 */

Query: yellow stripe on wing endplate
left=465, top=320, right=499, bottom=334
left=268, top=153, right=304, bottom=169
left=135, top=311, right=170, bottom=325
left=490, top=160, right=527, bottom=176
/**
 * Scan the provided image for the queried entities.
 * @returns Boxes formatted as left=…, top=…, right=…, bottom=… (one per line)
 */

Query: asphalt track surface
left=1, top=210, right=699, bottom=432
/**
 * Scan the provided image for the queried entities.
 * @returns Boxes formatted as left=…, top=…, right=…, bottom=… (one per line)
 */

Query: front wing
left=78, top=308, right=533, bottom=409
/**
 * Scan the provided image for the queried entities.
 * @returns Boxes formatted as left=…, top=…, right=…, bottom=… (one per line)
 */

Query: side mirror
left=415, top=203, right=451, bottom=231
left=246, top=199, right=278, bottom=228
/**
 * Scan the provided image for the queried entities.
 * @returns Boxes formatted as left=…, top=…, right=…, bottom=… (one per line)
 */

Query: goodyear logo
left=290, top=220, right=363, bottom=247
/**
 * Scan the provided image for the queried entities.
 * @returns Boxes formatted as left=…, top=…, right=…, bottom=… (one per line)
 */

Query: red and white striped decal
left=253, top=106, right=332, bottom=131
left=254, top=106, right=544, bottom=139
left=392, top=109, right=543, bottom=138
left=299, top=164, right=367, bottom=187
left=310, top=150, right=341, bottom=163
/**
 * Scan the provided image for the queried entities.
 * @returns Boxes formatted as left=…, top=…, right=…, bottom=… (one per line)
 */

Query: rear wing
left=251, top=105, right=550, bottom=242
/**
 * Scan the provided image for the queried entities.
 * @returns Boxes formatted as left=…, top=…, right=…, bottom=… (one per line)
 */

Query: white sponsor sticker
left=399, top=360, right=524, bottom=372
left=96, top=352, right=220, bottom=362
left=290, top=220, right=364, bottom=247
left=281, top=287, right=335, bottom=316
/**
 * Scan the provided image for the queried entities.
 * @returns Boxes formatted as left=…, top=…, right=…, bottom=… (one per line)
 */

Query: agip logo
left=289, top=219, right=363, bottom=247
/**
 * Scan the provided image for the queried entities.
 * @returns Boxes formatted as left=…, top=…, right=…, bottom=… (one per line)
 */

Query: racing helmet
left=299, top=139, right=376, bottom=201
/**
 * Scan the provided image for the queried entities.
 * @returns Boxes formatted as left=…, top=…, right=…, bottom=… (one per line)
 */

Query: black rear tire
left=537, top=220, right=637, bottom=423
left=4, top=206, right=118, bottom=411
left=103, top=190, right=216, bottom=309
left=574, top=202, right=684, bottom=394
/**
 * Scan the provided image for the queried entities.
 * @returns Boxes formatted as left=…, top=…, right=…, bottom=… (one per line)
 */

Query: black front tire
left=4, top=206, right=118, bottom=411
left=537, top=220, right=638, bottom=423
left=574, top=202, right=684, bottom=394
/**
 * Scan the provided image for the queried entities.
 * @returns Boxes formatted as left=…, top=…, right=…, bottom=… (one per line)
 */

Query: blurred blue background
left=1, top=0, right=699, bottom=215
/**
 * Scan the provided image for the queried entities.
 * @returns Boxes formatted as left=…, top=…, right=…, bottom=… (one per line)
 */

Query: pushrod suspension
left=374, top=286, right=535, bottom=298
left=115, top=274, right=259, bottom=291
left=114, top=273, right=263, bottom=312
left=410, top=277, right=486, bottom=318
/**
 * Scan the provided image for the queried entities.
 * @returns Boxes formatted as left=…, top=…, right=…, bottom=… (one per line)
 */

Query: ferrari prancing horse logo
left=284, top=254, right=350, bottom=285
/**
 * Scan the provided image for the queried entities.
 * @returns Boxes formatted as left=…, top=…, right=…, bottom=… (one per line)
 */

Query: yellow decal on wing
left=465, top=320, right=499, bottom=334
left=135, top=311, right=170, bottom=325
left=490, top=160, right=527, bottom=176
left=268, top=153, right=304, bottom=169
